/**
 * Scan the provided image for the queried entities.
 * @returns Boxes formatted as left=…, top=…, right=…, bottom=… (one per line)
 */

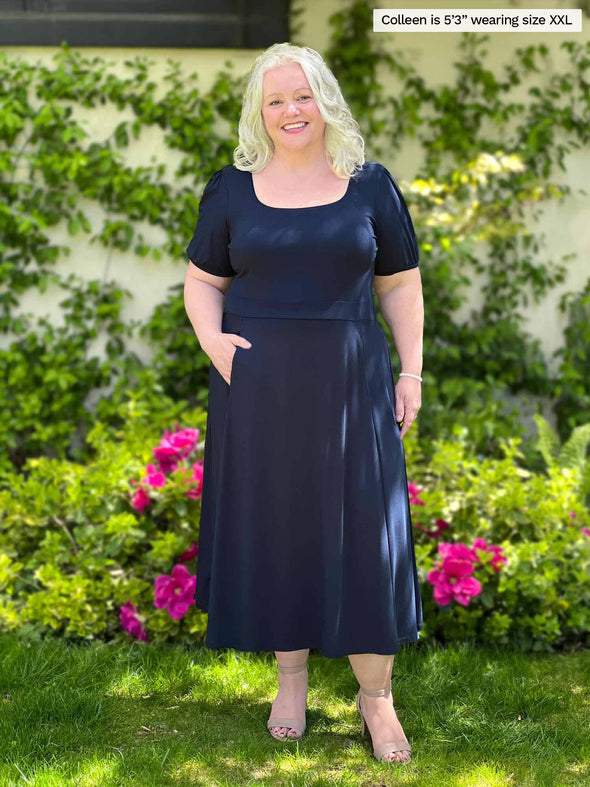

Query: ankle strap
left=277, top=662, right=308, bottom=673
left=360, top=683, right=392, bottom=697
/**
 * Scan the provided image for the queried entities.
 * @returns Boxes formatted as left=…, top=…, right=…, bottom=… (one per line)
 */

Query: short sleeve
left=373, top=163, right=420, bottom=276
left=185, top=167, right=234, bottom=277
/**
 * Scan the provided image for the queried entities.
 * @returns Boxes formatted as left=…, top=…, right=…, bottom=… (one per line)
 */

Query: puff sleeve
left=373, top=163, right=420, bottom=275
left=185, top=167, right=234, bottom=277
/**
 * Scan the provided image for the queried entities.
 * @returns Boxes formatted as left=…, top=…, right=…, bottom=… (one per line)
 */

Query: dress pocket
left=229, top=345, right=243, bottom=387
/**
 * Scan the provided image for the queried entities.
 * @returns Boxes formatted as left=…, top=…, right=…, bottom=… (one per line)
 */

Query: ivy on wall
left=0, top=0, right=589, bottom=475
left=323, top=1, right=590, bottom=444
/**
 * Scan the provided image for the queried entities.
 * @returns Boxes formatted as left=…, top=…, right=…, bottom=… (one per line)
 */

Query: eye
left=269, top=95, right=312, bottom=106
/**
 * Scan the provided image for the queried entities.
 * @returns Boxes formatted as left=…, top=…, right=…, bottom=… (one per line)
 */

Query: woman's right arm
left=184, top=263, right=250, bottom=385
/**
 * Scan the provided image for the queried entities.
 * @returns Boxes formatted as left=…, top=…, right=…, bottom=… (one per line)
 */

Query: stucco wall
left=2, top=0, right=589, bottom=377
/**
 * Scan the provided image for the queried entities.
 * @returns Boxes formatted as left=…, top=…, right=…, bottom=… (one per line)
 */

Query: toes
left=381, top=750, right=409, bottom=763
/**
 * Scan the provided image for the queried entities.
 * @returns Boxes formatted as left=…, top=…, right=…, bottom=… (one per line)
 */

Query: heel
left=356, top=683, right=412, bottom=764
left=355, top=689, right=367, bottom=736
left=267, top=660, right=308, bottom=741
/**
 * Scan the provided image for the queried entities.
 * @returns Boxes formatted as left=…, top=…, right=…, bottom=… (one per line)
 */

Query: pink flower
left=130, top=427, right=203, bottom=513
left=427, top=541, right=483, bottom=607
left=408, top=482, right=426, bottom=507
left=420, top=518, right=450, bottom=538
left=129, top=463, right=166, bottom=511
left=438, top=541, right=475, bottom=562
left=470, top=538, right=508, bottom=572
left=178, top=542, right=199, bottom=562
left=142, top=463, right=166, bottom=488
left=186, top=461, right=204, bottom=500
left=487, top=547, right=508, bottom=572
left=427, top=536, right=508, bottom=608
left=582, top=527, right=590, bottom=537
left=131, top=486, right=151, bottom=513
left=154, top=564, right=197, bottom=620
left=154, top=428, right=200, bottom=473
left=120, top=601, right=149, bottom=642
left=427, top=556, right=482, bottom=606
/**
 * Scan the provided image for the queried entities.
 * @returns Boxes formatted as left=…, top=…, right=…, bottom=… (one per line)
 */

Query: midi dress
left=185, top=160, right=423, bottom=658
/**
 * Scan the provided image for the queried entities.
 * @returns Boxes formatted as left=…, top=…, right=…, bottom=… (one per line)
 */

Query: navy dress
left=185, top=161, right=423, bottom=658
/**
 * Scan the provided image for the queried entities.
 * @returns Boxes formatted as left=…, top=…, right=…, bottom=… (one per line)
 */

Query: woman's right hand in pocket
left=205, top=333, right=253, bottom=386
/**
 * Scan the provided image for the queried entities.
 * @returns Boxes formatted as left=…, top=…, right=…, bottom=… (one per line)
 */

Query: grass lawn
left=0, top=634, right=588, bottom=786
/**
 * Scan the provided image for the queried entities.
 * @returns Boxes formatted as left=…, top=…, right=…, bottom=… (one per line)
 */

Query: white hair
left=233, top=42, right=366, bottom=179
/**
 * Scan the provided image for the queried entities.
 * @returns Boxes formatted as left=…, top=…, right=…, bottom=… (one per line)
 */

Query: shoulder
left=368, top=162, right=408, bottom=206
left=364, top=161, right=402, bottom=189
left=352, top=162, right=395, bottom=198
left=203, top=164, right=240, bottom=190
left=355, top=161, right=388, bottom=181
left=219, top=164, right=247, bottom=184
left=199, top=166, right=233, bottom=207
left=200, top=167, right=225, bottom=195
left=215, top=164, right=252, bottom=197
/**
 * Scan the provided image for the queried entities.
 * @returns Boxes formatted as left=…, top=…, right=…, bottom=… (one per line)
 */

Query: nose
left=284, top=101, right=300, bottom=115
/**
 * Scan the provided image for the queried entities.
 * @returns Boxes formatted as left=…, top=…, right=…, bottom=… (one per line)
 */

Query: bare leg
left=269, top=648, right=309, bottom=739
left=347, top=653, right=410, bottom=762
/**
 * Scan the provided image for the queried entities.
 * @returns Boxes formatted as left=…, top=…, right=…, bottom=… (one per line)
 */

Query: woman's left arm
left=374, top=267, right=424, bottom=438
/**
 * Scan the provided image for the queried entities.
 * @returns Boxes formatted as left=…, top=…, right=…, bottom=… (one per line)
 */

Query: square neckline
left=249, top=171, right=353, bottom=211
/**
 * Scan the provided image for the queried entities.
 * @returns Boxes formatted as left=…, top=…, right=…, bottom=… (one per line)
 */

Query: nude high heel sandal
left=267, top=661, right=308, bottom=741
left=356, top=684, right=412, bottom=763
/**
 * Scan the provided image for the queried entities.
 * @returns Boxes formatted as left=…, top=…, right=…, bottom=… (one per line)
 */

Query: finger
left=399, top=417, right=416, bottom=438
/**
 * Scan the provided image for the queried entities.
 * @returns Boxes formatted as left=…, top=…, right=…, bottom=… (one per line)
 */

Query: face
left=260, top=61, right=325, bottom=153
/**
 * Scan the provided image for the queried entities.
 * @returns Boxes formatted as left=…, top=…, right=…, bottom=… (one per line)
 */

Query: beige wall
left=2, top=0, right=589, bottom=379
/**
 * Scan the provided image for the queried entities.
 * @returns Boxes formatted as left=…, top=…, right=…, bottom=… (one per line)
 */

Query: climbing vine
left=0, top=0, right=589, bottom=474
left=323, top=1, right=590, bottom=444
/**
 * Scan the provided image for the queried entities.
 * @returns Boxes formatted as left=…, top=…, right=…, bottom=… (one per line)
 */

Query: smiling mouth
left=282, top=122, right=309, bottom=130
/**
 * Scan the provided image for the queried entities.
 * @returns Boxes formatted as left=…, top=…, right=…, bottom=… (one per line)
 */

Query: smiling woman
left=184, top=42, right=423, bottom=764
left=255, top=63, right=333, bottom=189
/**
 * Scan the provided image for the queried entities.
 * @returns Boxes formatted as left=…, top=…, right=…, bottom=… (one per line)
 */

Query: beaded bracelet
left=399, top=372, right=423, bottom=382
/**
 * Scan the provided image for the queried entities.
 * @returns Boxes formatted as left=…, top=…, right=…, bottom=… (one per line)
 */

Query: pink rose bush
left=154, top=564, right=197, bottom=620
left=121, top=553, right=200, bottom=642
left=120, top=552, right=199, bottom=642
left=178, top=541, right=199, bottom=562
left=121, top=425, right=204, bottom=642
left=408, top=482, right=425, bottom=508
left=120, top=601, right=149, bottom=642
left=129, top=426, right=203, bottom=512
left=408, top=481, right=450, bottom=538
left=427, top=538, right=508, bottom=607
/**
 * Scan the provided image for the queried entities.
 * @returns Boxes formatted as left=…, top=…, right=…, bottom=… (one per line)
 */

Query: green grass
left=0, top=634, right=588, bottom=786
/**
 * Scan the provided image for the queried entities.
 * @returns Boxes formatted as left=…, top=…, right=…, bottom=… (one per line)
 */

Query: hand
left=204, top=333, right=253, bottom=386
left=395, top=376, right=421, bottom=439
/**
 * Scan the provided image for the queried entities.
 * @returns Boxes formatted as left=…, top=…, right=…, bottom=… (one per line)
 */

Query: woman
left=184, top=42, right=424, bottom=765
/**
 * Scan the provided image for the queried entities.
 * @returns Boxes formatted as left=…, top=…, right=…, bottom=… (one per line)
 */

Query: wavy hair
left=233, top=42, right=365, bottom=179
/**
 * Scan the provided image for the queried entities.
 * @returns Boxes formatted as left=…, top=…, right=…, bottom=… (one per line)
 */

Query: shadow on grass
left=0, top=635, right=588, bottom=786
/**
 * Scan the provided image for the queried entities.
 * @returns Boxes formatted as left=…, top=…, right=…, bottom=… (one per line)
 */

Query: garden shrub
left=410, top=421, right=590, bottom=652
left=1, top=393, right=588, bottom=653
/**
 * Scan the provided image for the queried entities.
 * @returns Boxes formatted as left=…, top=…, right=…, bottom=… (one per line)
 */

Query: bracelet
left=399, top=372, right=423, bottom=382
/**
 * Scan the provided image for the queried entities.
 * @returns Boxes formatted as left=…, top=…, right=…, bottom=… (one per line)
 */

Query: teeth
left=283, top=122, right=307, bottom=129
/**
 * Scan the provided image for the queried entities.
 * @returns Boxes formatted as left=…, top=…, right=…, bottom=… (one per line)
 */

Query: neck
left=268, top=143, right=330, bottom=174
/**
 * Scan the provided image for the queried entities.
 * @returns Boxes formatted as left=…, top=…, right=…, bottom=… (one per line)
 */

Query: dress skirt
left=195, top=309, right=423, bottom=659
